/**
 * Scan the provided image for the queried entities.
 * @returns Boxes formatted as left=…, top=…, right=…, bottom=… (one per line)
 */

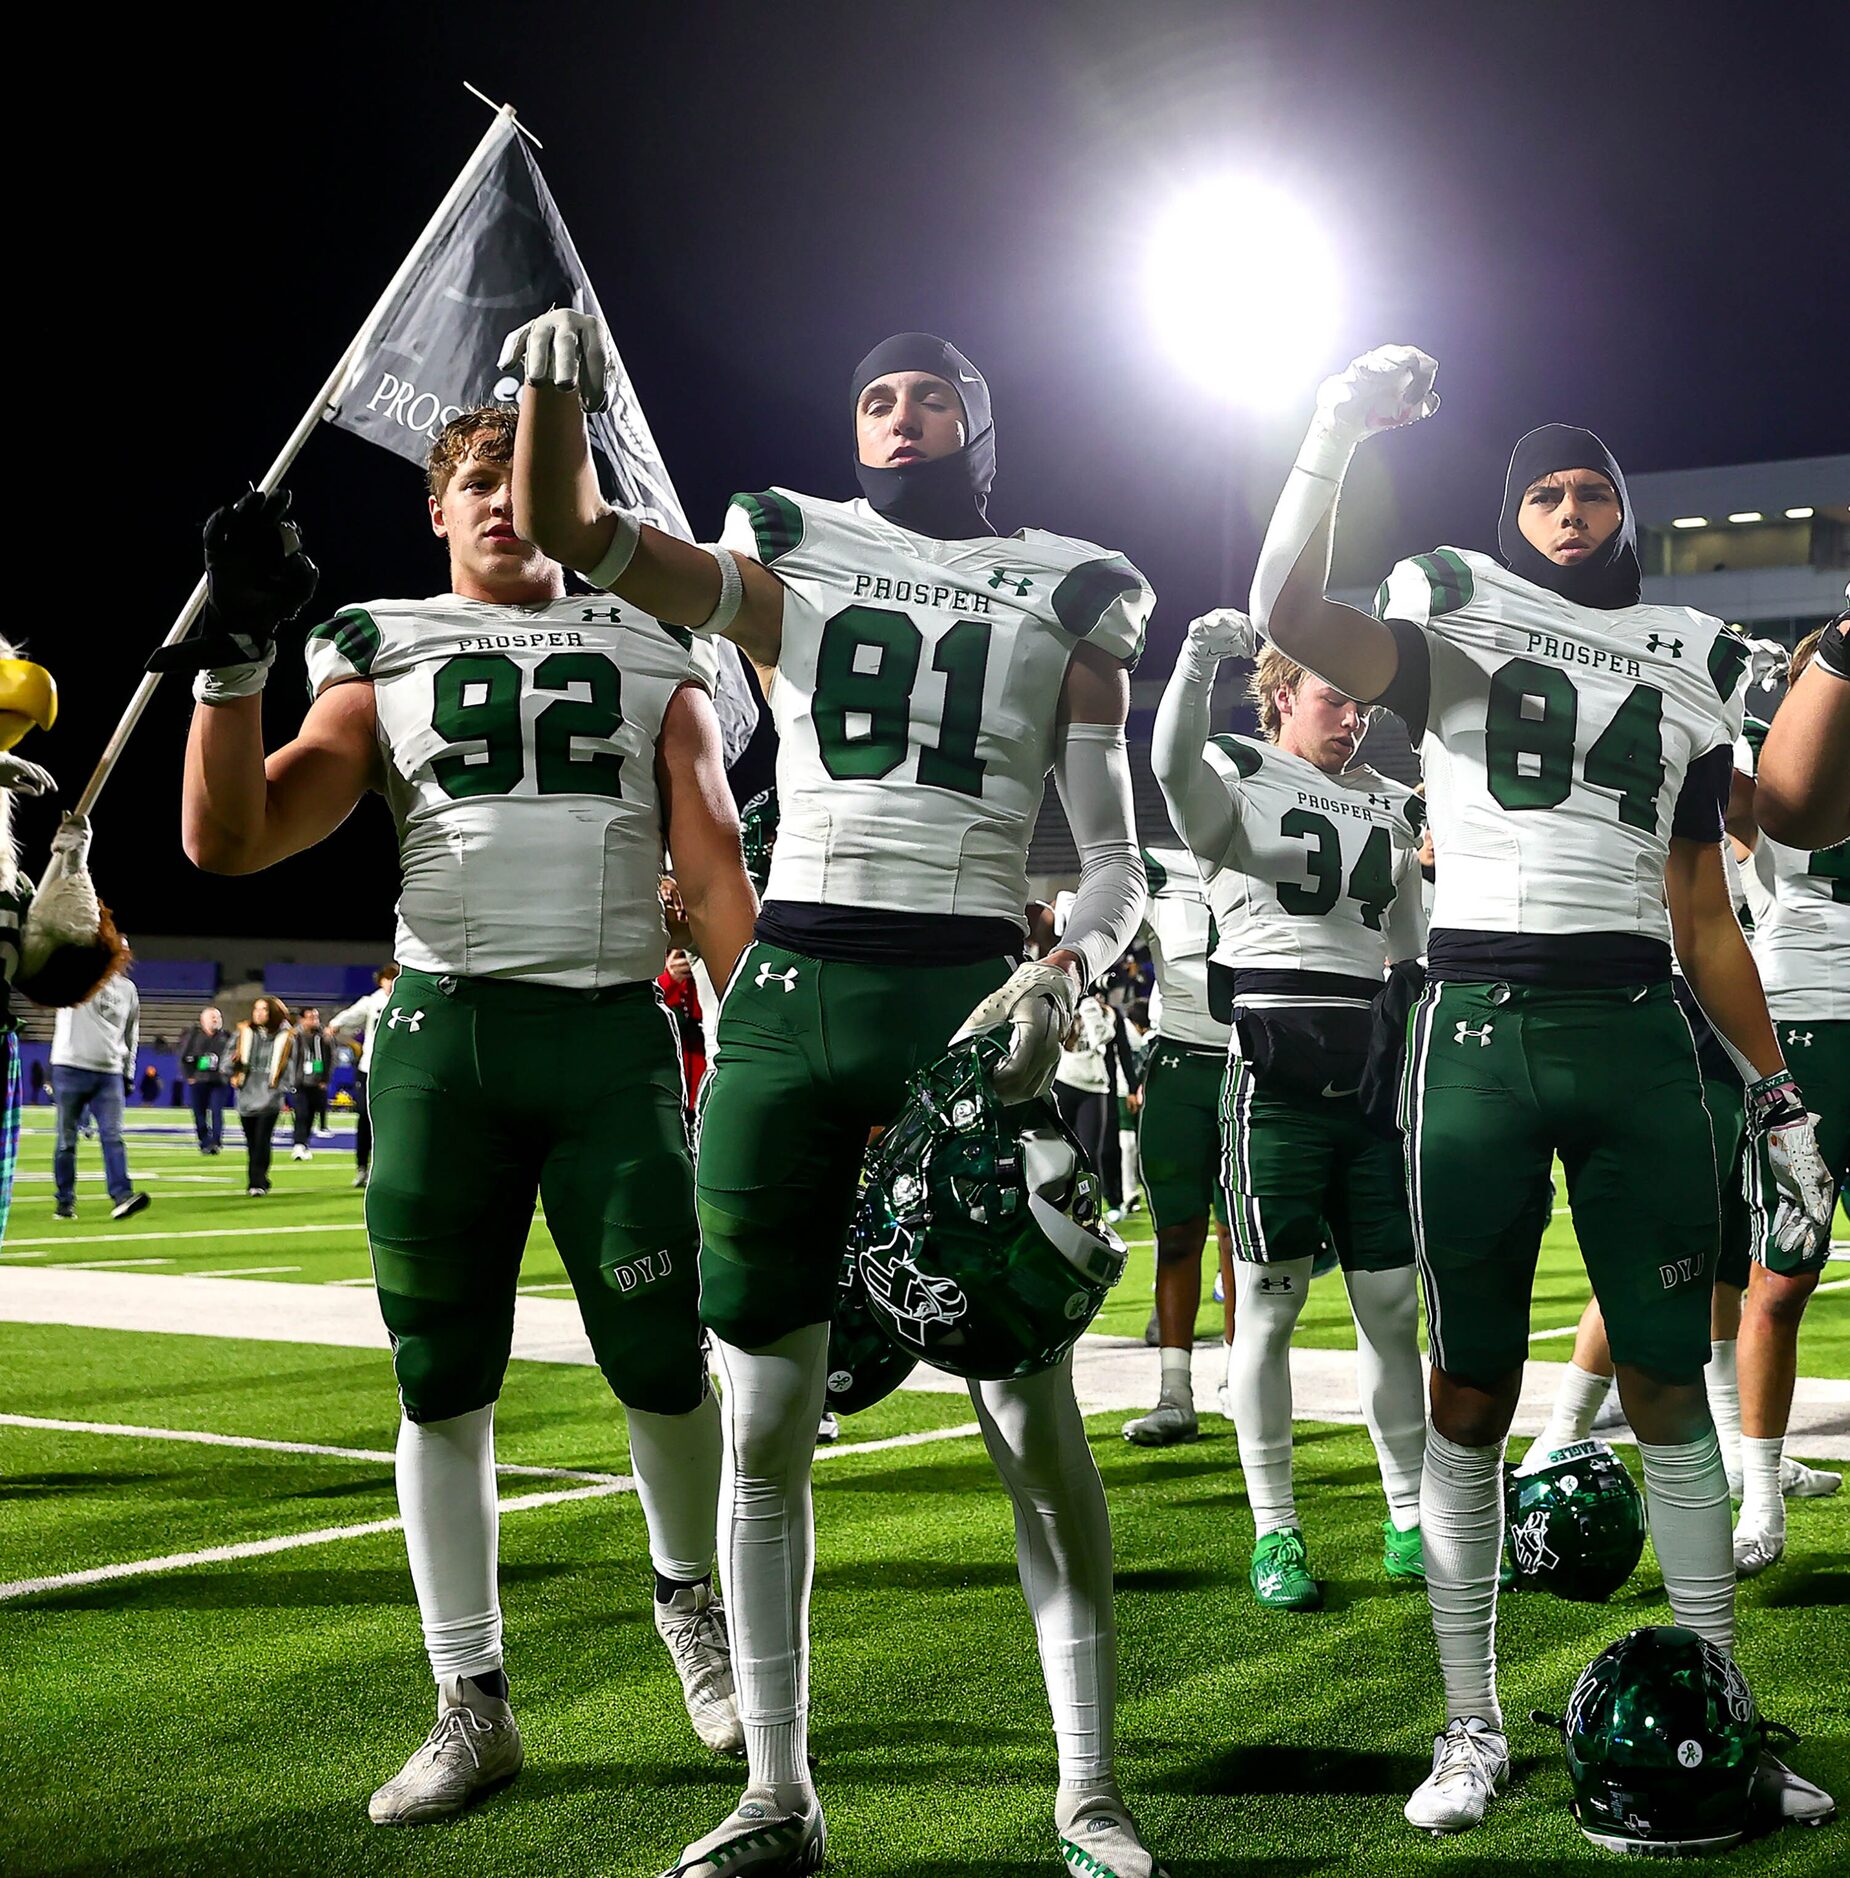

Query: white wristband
left=1294, top=419, right=1359, bottom=484
left=193, top=645, right=277, bottom=704
left=697, top=545, right=744, bottom=636
left=584, top=509, right=641, bottom=591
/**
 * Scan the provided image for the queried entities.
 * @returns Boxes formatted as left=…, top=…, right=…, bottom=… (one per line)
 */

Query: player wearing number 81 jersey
left=1253, top=350, right=1834, bottom=1836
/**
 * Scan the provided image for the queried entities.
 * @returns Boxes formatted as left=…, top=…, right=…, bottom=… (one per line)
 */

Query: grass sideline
left=3, top=1118, right=1846, bottom=1874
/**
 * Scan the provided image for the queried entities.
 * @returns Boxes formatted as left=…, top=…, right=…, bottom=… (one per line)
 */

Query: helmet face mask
left=1505, top=1438, right=1646, bottom=1602
left=1558, top=1626, right=1761, bottom=1856
left=851, top=1040, right=1126, bottom=1381
left=739, top=787, right=778, bottom=897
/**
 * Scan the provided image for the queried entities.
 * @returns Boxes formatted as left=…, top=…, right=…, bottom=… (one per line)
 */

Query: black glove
left=147, top=488, right=320, bottom=676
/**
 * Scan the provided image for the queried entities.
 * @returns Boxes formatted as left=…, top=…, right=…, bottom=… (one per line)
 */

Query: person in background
left=329, top=964, right=398, bottom=1189
left=657, top=948, right=705, bottom=1113
left=1753, top=610, right=1849, bottom=849
left=177, top=1006, right=233, bottom=1152
left=50, top=964, right=148, bottom=1221
left=1051, top=992, right=1116, bottom=1185
left=232, top=995, right=294, bottom=1196
left=289, top=1006, right=332, bottom=1161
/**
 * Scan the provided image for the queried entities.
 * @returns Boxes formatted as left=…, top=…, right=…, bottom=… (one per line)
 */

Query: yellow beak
left=0, top=658, right=57, bottom=752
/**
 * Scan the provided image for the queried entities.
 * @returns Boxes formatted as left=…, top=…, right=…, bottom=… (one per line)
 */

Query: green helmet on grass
left=851, top=1037, right=1125, bottom=1381
left=1505, top=1438, right=1645, bottom=1602
left=1554, top=1625, right=1760, bottom=1856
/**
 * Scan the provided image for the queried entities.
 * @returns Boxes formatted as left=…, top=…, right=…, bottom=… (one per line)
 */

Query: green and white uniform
left=1738, top=715, right=1850, bottom=1274
left=1377, top=548, right=1749, bottom=1381
left=1136, top=847, right=1230, bottom=1232
left=1195, top=734, right=1424, bottom=1270
left=305, top=594, right=716, bottom=1420
left=700, top=489, right=1150, bottom=1346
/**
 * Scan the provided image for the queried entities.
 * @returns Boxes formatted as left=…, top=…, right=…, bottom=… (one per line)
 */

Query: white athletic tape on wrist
left=696, top=545, right=744, bottom=636
left=193, top=646, right=276, bottom=703
left=583, top=509, right=641, bottom=592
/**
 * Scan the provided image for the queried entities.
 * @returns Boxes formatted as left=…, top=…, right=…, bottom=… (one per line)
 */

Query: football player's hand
left=498, top=309, right=612, bottom=414
left=0, top=751, right=55, bottom=796
left=1744, top=637, right=1788, bottom=692
left=1760, top=1111, right=1833, bottom=1260
left=147, top=488, right=319, bottom=680
left=952, top=961, right=1077, bottom=1105
left=1313, top=345, right=1440, bottom=443
left=1181, top=607, right=1258, bottom=678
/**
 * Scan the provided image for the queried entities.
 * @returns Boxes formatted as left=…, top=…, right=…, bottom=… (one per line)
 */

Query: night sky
left=31, top=0, right=1848, bottom=946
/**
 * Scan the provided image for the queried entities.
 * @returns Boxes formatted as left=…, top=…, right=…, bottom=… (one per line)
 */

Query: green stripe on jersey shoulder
left=307, top=607, right=381, bottom=675
left=658, top=621, right=693, bottom=651
left=1208, top=732, right=1263, bottom=778
left=1141, top=849, right=1169, bottom=895
left=1372, top=578, right=1393, bottom=621
left=1742, top=713, right=1770, bottom=759
left=1051, top=556, right=1147, bottom=661
left=1707, top=630, right=1749, bottom=698
left=1401, top=790, right=1427, bottom=838
left=1414, top=549, right=1474, bottom=617
left=733, top=490, right=804, bottom=564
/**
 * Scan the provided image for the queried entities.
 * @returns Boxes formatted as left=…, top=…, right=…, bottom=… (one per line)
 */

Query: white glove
left=0, top=752, right=56, bottom=796
left=952, top=962, right=1077, bottom=1105
left=1180, top=608, right=1258, bottom=682
left=1747, top=1072, right=1834, bottom=1261
left=498, top=309, right=613, bottom=413
left=1313, top=344, right=1441, bottom=445
left=1744, top=637, right=1787, bottom=692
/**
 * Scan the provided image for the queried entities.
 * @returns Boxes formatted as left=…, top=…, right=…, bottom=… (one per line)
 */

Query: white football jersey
left=1376, top=549, right=1748, bottom=943
left=305, top=593, right=717, bottom=988
left=1197, top=735, right=1426, bottom=987
left=1736, top=716, right=1849, bottom=1020
left=1139, top=847, right=1228, bottom=1050
left=719, top=490, right=1150, bottom=928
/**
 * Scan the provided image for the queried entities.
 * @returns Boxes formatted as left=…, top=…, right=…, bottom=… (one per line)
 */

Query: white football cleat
left=368, top=1674, right=523, bottom=1825
left=1122, top=1399, right=1198, bottom=1447
left=1781, top=1457, right=1841, bottom=1498
left=1056, top=1785, right=1171, bottom=1878
left=1215, top=1383, right=1236, bottom=1424
left=659, top=1787, right=826, bottom=1877
left=1733, top=1524, right=1786, bottom=1577
left=815, top=1411, right=840, bottom=1445
left=653, top=1581, right=744, bottom=1755
left=1404, top=1718, right=1509, bottom=1833
left=1753, top=1748, right=1836, bottom=1825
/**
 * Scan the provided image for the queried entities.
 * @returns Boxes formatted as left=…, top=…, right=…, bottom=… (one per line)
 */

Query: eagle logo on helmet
left=858, top=1221, right=969, bottom=1330
left=1510, top=1509, right=1561, bottom=1578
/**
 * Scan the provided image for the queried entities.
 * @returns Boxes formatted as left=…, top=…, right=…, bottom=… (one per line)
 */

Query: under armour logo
left=386, top=1008, right=424, bottom=1032
left=581, top=606, right=621, bottom=622
left=1646, top=633, right=1684, bottom=658
left=1258, top=1273, right=1294, bottom=1293
left=1453, top=1020, right=1493, bottom=1046
left=988, top=567, right=1033, bottom=596
left=1785, top=1029, right=1814, bottom=1047
left=755, top=962, right=798, bottom=992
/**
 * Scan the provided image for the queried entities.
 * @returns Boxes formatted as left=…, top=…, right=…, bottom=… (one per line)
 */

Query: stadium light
left=1671, top=517, right=1707, bottom=528
left=1145, top=175, right=1340, bottom=408
left=1785, top=506, right=1815, bottom=519
left=1727, top=511, right=1764, bottom=524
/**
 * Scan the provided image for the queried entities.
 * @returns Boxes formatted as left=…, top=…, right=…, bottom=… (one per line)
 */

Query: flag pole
left=75, top=96, right=525, bottom=819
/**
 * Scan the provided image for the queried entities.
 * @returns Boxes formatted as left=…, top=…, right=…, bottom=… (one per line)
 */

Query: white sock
left=971, top=1358, right=1115, bottom=1790
left=1535, top=1361, right=1611, bottom=1459
left=1158, top=1346, right=1193, bottom=1405
left=1707, top=1340, right=1742, bottom=1481
left=1118, top=1130, right=1140, bottom=1204
left=1639, top=1432, right=1735, bottom=1651
left=714, top=1325, right=828, bottom=1801
left=1420, top=1427, right=1505, bottom=1730
left=1345, top=1267, right=1426, bottom=1531
left=628, top=1390, right=722, bottom=1584
left=1738, top=1433, right=1786, bottom=1539
left=397, top=1406, right=503, bottom=1682
left=1230, top=1258, right=1313, bottom=1537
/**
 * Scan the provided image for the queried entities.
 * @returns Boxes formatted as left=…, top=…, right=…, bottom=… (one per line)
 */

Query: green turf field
left=3, top=1117, right=1846, bottom=1875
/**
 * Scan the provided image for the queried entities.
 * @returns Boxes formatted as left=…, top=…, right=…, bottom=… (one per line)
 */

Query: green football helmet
left=739, top=786, right=778, bottom=896
left=1505, top=1438, right=1645, bottom=1602
left=851, top=1038, right=1126, bottom=1381
left=1551, top=1625, right=1760, bottom=1856
left=824, top=1246, right=918, bottom=1415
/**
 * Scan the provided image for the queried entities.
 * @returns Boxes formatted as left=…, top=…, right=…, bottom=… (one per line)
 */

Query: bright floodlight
left=1146, top=176, right=1340, bottom=407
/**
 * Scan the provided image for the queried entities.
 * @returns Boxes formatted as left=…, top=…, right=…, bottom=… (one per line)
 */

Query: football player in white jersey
left=1119, top=845, right=1238, bottom=1448
left=509, top=317, right=1159, bottom=1877
left=173, top=409, right=759, bottom=1823
left=1729, top=629, right=1850, bottom=1574
left=1250, top=346, right=1835, bottom=1833
left=1154, top=622, right=1429, bottom=1608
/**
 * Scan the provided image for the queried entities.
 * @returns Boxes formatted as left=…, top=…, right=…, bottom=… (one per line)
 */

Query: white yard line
left=327, top=1277, right=376, bottom=1288
left=51, top=1258, right=173, bottom=1270
left=0, top=1417, right=984, bottom=1603
left=3, top=1223, right=370, bottom=1249
left=1527, top=1324, right=1578, bottom=1342
left=185, top=1266, right=303, bottom=1278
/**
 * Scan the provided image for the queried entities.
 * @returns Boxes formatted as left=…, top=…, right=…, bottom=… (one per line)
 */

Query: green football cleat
left=1382, top=1519, right=1426, bottom=1581
left=1249, top=1528, right=1321, bottom=1611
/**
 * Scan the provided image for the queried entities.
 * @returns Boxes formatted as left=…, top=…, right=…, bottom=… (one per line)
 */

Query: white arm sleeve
left=1151, top=652, right=1236, bottom=869
left=1249, top=422, right=1354, bottom=633
left=1051, top=721, right=1145, bottom=987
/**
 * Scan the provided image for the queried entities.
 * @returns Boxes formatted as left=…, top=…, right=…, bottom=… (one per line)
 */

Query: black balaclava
left=851, top=332, right=997, bottom=540
left=1497, top=424, right=1641, bottom=609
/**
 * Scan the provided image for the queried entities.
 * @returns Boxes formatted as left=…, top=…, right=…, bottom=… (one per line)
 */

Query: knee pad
left=381, top=1289, right=511, bottom=1425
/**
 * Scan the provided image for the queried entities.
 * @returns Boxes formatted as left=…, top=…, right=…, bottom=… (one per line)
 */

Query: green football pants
left=1136, top=1040, right=1230, bottom=1232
